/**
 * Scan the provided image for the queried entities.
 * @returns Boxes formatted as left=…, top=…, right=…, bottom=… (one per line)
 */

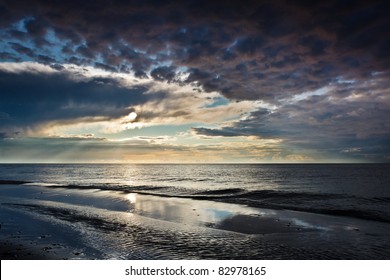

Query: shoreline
left=1, top=184, right=390, bottom=259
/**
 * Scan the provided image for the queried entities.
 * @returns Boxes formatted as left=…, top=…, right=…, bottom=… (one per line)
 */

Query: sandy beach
left=1, top=183, right=390, bottom=260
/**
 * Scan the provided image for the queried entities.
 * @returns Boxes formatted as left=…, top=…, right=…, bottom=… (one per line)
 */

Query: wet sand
left=1, top=184, right=390, bottom=259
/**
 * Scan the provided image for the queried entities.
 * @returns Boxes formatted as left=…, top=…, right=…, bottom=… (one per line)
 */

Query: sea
left=1, top=163, right=390, bottom=259
left=1, top=164, right=389, bottom=222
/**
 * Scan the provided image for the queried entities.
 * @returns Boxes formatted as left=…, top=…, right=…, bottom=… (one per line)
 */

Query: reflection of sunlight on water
left=126, top=193, right=137, bottom=204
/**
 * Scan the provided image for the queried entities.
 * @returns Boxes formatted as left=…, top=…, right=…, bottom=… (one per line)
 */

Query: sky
left=0, top=0, right=389, bottom=163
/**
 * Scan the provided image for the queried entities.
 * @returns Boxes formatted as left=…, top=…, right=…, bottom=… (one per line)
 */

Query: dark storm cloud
left=94, top=62, right=118, bottom=72
left=0, top=51, right=19, bottom=61
left=194, top=75, right=390, bottom=161
left=150, top=66, right=176, bottom=82
left=192, top=127, right=242, bottom=138
left=0, top=69, right=153, bottom=134
left=193, top=108, right=282, bottom=139
left=0, top=0, right=388, bottom=100
left=8, top=42, right=34, bottom=57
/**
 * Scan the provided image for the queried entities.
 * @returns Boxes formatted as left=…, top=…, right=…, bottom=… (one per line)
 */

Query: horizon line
left=0, top=162, right=386, bottom=165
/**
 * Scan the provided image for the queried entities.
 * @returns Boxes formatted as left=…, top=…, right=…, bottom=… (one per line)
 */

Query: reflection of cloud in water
left=124, top=193, right=343, bottom=234
left=290, top=218, right=329, bottom=231
left=125, top=193, right=260, bottom=227
left=124, top=193, right=384, bottom=235
left=203, top=208, right=233, bottom=222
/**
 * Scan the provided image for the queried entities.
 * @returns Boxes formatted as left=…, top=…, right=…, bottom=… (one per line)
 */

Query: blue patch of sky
left=149, top=60, right=173, bottom=72
left=0, top=18, right=32, bottom=62
left=67, top=40, right=87, bottom=56
left=14, top=17, right=34, bottom=32
left=0, top=41, right=16, bottom=62
left=2, top=19, right=26, bottom=54
left=335, top=77, right=356, bottom=84
left=120, top=41, right=147, bottom=57
left=176, top=66, right=188, bottom=72
left=204, top=96, right=230, bottom=108
left=94, top=53, right=106, bottom=64
left=0, top=20, right=72, bottom=64
left=0, top=40, right=35, bottom=62
left=133, top=48, right=147, bottom=55
left=42, top=29, right=72, bottom=63
left=107, top=44, right=121, bottom=57
left=174, top=66, right=190, bottom=81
